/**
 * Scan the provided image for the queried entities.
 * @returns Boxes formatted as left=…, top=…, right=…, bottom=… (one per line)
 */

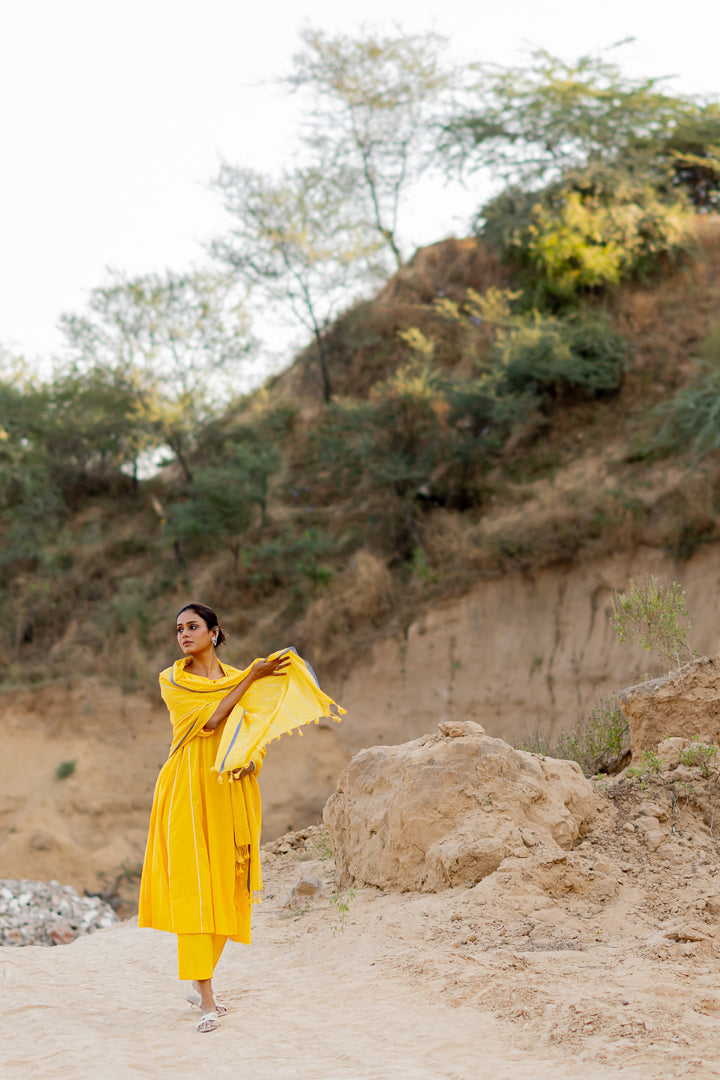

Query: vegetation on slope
left=2, top=33, right=720, bottom=692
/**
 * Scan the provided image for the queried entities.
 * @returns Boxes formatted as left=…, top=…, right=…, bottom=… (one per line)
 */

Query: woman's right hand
left=251, top=653, right=291, bottom=681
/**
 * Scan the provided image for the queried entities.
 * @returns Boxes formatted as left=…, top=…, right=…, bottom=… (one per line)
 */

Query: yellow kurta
left=139, top=649, right=344, bottom=944
left=138, top=659, right=264, bottom=940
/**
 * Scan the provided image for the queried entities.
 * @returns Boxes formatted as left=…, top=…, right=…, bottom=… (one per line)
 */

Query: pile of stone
left=0, top=879, right=119, bottom=947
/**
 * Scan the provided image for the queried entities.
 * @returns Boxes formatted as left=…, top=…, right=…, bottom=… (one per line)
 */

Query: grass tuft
left=515, top=695, right=630, bottom=777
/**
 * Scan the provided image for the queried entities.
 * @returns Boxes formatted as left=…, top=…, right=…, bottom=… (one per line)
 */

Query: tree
left=0, top=368, right=64, bottom=584
left=210, top=164, right=379, bottom=402
left=170, top=442, right=281, bottom=572
left=656, top=107, right=720, bottom=209
left=59, top=269, right=254, bottom=481
left=41, top=362, right=152, bottom=490
left=287, top=26, right=454, bottom=270
left=440, top=47, right=715, bottom=195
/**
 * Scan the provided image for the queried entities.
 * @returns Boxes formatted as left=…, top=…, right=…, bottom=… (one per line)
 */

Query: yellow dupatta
left=160, top=647, right=345, bottom=781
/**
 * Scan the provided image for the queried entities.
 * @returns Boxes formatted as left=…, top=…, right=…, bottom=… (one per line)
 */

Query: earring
left=212, top=634, right=218, bottom=645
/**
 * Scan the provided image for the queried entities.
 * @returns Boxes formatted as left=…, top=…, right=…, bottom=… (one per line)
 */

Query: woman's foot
left=197, top=1011, right=220, bottom=1033
left=187, top=980, right=228, bottom=1016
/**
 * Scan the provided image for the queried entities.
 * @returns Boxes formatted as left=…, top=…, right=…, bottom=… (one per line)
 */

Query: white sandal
left=197, top=1011, right=220, bottom=1033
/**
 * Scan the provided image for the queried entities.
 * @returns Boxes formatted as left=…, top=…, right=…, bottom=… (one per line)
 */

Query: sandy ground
left=3, top=798, right=720, bottom=1080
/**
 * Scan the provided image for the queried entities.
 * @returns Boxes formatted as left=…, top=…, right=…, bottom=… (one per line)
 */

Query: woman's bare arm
left=202, top=653, right=291, bottom=732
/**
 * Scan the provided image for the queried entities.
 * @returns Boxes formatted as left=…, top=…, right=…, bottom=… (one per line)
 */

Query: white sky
left=1, top=0, right=719, bottom=371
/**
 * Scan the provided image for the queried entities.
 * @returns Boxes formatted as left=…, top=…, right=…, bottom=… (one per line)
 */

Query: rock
left=705, top=894, right=720, bottom=916
left=478, top=847, right=619, bottom=906
left=646, top=923, right=711, bottom=947
left=438, top=720, right=485, bottom=738
left=0, top=879, right=118, bottom=947
left=595, top=746, right=632, bottom=776
left=671, top=764, right=697, bottom=782
left=48, top=922, right=77, bottom=945
left=324, top=723, right=598, bottom=891
left=618, top=656, right=720, bottom=756
left=592, top=859, right=613, bottom=876
left=657, top=738, right=687, bottom=767
left=283, top=874, right=323, bottom=910
left=634, top=815, right=667, bottom=852
left=636, top=801, right=667, bottom=822
left=667, top=924, right=709, bottom=943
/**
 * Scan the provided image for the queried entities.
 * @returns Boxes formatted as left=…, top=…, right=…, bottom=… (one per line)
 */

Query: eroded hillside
left=3, top=218, right=720, bottom=904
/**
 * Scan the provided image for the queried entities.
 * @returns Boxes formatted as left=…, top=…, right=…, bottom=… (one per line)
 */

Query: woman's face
left=177, top=610, right=215, bottom=656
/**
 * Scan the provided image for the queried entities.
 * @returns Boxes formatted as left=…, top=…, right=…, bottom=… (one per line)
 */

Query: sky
left=1, top=0, right=719, bottom=372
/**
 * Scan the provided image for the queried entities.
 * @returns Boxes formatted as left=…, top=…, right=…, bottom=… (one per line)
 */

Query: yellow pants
left=177, top=933, right=228, bottom=981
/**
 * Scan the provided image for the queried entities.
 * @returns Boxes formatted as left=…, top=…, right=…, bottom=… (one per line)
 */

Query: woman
left=139, top=602, right=292, bottom=1033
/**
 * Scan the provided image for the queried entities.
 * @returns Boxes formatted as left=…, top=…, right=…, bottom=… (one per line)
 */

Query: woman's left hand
left=234, top=761, right=255, bottom=780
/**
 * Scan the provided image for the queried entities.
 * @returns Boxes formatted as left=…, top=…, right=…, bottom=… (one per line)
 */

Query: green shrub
left=679, top=737, right=719, bottom=779
left=647, top=322, right=720, bottom=462
left=305, top=290, right=630, bottom=548
left=479, top=165, right=695, bottom=302
left=433, top=285, right=629, bottom=403
left=169, top=442, right=281, bottom=565
left=311, top=349, right=517, bottom=543
left=577, top=696, right=630, bottom=773
left=515, top=694, right=629, bottom=776
left=609, top=576, right=694, bottom=669
left=241, top=527, right=337, bottom=595
left=109, top=577, right=152, bottom=641
left=309, top=361, right=463, bottom=554
left=55, top=760, right=76, bottom=780
left=651, top=361, right=720, bottom=461
left=496, top=311, right=630, bottom=399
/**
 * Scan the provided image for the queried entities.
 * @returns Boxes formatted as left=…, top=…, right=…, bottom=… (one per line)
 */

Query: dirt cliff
left=2, top=542, right=720, bottom=908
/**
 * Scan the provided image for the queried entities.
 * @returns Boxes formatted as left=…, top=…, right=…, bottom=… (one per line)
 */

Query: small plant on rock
left=609, top=576, right=695, bottom=672
left=578, top=696, right=630, bottom=774
left=625, top=764, right=651, bottom=791
left=679, top=737, right=719, bottom=780
left=640, top=748, right=665, bottom=777
left=672, top=780, right=696, bottom=808
left=625, top=749, right=666, bottom=790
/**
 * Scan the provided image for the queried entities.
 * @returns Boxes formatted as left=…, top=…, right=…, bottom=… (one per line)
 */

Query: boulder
left=618, top=656, right=720, bottom=757
left=323, top=721, right=598, bottom=891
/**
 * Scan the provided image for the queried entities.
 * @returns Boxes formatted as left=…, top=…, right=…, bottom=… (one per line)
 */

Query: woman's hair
left=176, top=603, right=227, bottom=647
